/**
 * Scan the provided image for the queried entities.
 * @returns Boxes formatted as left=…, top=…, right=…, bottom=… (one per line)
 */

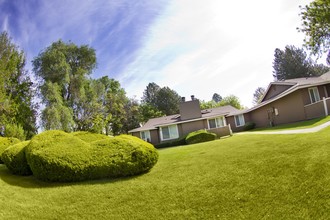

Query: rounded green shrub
left=1, top=141, right=32, bottom=175
left=0, top=137, right=21, bottom=164
left=185, top=130, right=217, bottom=145
left=72, top=131, right=111, bottom=143
left=25, top=130, right=158, bottom=182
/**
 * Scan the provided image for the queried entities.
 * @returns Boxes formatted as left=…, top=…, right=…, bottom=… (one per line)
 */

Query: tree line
left=0, top=33, right=243, bottom=140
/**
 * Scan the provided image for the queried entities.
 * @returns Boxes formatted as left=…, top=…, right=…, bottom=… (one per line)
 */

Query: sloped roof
left=235, top=71, right=330, bottom=115
left=129, top=105, right=239, bottom=133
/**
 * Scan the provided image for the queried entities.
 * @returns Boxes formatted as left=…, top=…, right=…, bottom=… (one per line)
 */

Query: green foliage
left=0, top=137, right=20, bottom=163
left=138, top=103, right=164, bottom=123
left=272, top=45, right=329, bottom=81
left=33, top=40, right=97, bottom=132
left=72, top=131, right=111, bottom=143
left=200, top=95, right=243, bottom=110
left=25, top=130, right=158, bottom=182
left=142, top=82, right=181, bottom=117
left=4, top=123, right=25, bottom=141
left=0, top=32, right=37, bottom=140
left=299, top=0, right=330, bottom=60
left=154, top=135, right=187, bottom=149
left=244, top=122, right=256, bottom=131
left=185, top=130, right=217, bottom=145
left=1, top=141, right=32, bottom=175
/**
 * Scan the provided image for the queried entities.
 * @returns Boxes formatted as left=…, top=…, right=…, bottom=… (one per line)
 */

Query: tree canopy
left=200, top=95, right=244, bottom=110
left=272, top=45, right=329, bottom=81
left=0, top=32, right=37, bottom=140
left=141, top=83, right=181, bottom=116
left=299, top=0, right=330, bottom=63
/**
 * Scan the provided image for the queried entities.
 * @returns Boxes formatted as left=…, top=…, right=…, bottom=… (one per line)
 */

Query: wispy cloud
left=120, top=0, right=313, bottom=107
left=0, top=0, right=167, bottom=76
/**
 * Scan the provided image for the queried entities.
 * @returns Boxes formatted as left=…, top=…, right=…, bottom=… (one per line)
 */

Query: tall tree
left=299, top=0, right=330, bottom=63
left=253, top=87, right=265, bottom=105
left=155, top=87, right=181, bottom=115
left=141, top=83, right=181, bottom=116
left=142, top=82, right=160, bottom=106
left=0, top=32, right=37, bottom=139
left=272, top=45, right=329, bottom=81
left=33, top=40, right=96, bottom=131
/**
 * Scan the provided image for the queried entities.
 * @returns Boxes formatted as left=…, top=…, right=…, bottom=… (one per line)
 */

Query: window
left=160, top=125, right=179, bottom=141
left=309, top=87, right=320, bottom=103
left=234, top=114, right=245, bottom=127
left=208, top=117, right=226, bottom=129
left=140, top=130, right=151, bottom=142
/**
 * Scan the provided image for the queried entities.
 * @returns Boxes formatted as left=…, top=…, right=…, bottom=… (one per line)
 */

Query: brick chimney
left=179, top=95, right=202, bottom=120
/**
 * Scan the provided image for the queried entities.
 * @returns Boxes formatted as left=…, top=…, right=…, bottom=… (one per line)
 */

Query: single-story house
left=129, top=71, right=330, bottom=144
left=129, top=96, right=240, bottom=145
left=227, top=71, right=330, bottom=131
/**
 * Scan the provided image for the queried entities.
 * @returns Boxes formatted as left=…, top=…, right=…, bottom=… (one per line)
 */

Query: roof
left=129, top=105, right=240, bottom=133
left=238, top=71, right=330, bottom=115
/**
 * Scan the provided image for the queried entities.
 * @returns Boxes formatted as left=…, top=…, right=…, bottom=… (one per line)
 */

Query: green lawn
left=1, top=127, right=329, bottom=219
left=247, top=116, right=330, bottom=132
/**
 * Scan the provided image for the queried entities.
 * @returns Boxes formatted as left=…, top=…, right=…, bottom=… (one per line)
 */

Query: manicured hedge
left=0, top=137, right=21, bottom=164
left=72, top=131, right=111, bottom=143
left=1, top=141, right=32, bottom=175
left=185, top=130, right=217, bottom=145
left=25, top=130, right=159, bottom=182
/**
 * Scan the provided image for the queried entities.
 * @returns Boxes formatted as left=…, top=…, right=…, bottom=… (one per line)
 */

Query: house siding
left=263, top=84, right=292, bottom=101
left=304, top=101, right=325, bottom=119
left=131, top=130, right=160, bottom=145
left=249, top=90, right=306, bottom=128
left=180, top=120, right=205, bottom=135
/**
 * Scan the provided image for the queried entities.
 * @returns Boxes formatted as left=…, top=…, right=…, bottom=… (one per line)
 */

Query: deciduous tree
left=299, top=0, right=330, bottom=63
left=0, top=32, right=37, bottom=139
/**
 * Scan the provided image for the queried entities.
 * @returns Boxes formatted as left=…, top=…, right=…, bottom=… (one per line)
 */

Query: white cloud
left=120, top=0, right=314, bottom=107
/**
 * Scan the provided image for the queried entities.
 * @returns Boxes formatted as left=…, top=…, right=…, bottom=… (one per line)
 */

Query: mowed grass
left=1, top=128, right=330, bottom=219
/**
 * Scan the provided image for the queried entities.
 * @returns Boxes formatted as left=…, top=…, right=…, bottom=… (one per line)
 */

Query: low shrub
left=0, top=137, right=21, bottom=164
left=244, top=122, right=256, bottom=131
left=185, top=130, right=217, bottom=145
left=72, top=131, right=111, bottom=143
left=155, top=136, right=187, bottom=149
left=1, top=141, right=32, bottom=175
left=25, top=130, right=159, bottom=182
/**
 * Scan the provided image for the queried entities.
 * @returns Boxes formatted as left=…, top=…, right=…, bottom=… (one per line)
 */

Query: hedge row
left=1, top=131, right=159, bottom=182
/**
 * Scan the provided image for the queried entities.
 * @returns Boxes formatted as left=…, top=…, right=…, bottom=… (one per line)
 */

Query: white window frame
left=309, top=87, right=320, bottom=104
left=160, top=125, right=179, bottom=141
left=234, top=114, right=245, bottom=127
left=208, top=116, right=226, bottom=129
left=140, top=130, right=151, bottom=142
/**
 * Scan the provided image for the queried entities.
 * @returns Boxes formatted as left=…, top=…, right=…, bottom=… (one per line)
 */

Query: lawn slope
left=0, top=128, right=329, bottom=219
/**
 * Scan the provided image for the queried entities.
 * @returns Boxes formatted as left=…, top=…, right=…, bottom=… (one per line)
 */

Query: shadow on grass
left=0, top=164, right=139, bottom=189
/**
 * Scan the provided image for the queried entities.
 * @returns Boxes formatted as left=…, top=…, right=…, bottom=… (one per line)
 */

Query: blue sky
left=1, top=0, right=323, bottom=107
